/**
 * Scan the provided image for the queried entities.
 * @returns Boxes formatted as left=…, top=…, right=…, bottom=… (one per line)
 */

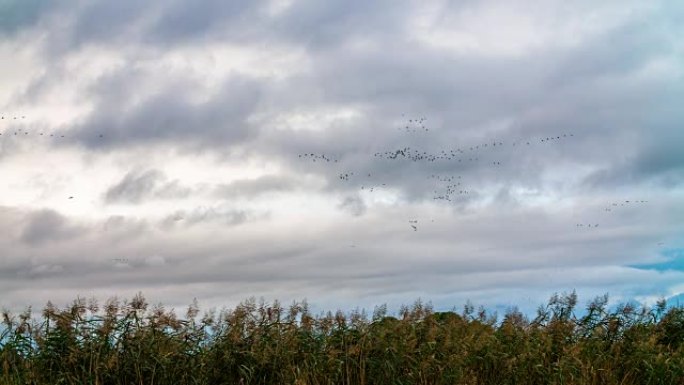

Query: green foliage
left=1, top=292, right=684, bottom=384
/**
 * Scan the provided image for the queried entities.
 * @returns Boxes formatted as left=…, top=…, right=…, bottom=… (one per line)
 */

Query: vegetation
left=1, top=291, right=684, bottom=384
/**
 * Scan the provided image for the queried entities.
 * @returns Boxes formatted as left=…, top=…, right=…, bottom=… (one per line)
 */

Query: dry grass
left=1, top=291, right=683, bottom=384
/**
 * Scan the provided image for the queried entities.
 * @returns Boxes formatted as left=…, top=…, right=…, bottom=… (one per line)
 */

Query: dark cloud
left=0, top=0, right=55, bottom=36
left=270, top=0, right=414, bottom=49
left=159, top=206, right=261, bottom=229
left=60, top=2, right=155, bottom=48
left=104, top=169, right=163, bottom=203
left=582, top=104, right=684, bottom=190
left=337, top=195, right=366, bottom=217
left=181, top=207, right=249, bottom=226
left=104, top=169, right=193, bottom=204
left=631, top=125, right=684, bottom=181
left=155, top=180, right=193, bottom=199
left=20, top=209, right=82, bottom=245
left=71, top=73, right=263, bottom=150
left=213, top=175, right=296, bottom=199
left=147, top=0, right=260, bottom=44
left=54, top=0, right=266, bottom=51
left=35, top=0, right=415, bottom=53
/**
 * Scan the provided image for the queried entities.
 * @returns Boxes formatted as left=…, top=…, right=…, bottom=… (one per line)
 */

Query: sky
left=1, top=0, right=683, bottom=316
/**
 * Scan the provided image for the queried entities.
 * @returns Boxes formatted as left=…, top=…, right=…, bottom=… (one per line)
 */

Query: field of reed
left=2, top=291, right=683, bottom=384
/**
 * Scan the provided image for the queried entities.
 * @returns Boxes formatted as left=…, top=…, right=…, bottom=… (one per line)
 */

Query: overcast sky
left=1, top=0, right=683, bottom=316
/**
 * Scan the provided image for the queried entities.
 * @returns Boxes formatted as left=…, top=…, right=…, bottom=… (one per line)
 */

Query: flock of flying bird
left=399, top=116, right=429, bottom=133
left=573, top=199, right=652, bottom=229
left=1, top=113, right=658, bottom=239
left=0, top=114, right=105, bottom=201
left=299, top=115, right=576, bottom=228
left=0, top=115, right=105, bottom=140
left=298, top=115, right=653, bottom=233
left=0, top=115, right=62, bottom=137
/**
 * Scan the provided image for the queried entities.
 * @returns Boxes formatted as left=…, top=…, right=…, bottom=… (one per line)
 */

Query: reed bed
left=1, top=291, right=683, bottom=384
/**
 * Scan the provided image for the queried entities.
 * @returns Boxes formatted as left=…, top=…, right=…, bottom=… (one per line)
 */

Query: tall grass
left=1, top=291, right=683, bottom=384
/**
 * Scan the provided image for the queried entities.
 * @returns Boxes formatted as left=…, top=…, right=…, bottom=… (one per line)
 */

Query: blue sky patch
left=630, top=248, right=684, bottom=272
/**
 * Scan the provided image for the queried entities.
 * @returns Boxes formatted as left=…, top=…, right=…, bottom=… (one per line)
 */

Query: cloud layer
left=0, top=0, right=683, bottom=314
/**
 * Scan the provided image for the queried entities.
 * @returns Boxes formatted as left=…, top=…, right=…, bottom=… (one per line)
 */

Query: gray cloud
left=105, top=169, right=163, bottom=203
left=582, top=107, right=684, bottom=190
left=20, top=209, right=82, bottom=245
left=1, top=1, right=683, bottom=314
left=15, top=0, right=677, bottom=200
left=270, top=0, right=414, bottom=49
left=337, top=194, right=366, bottom=217
left=101, top=215, right=150, bottom=241
left=51, top=0, right=266, bottom=51
left=235, top=13, right=681, bottom=204
left=182, top=207, right=249, bottom=226
left=32, top=0, right=414, bottom=53
left=0, top=0, right=55, bottom=35
left=104, top=169, right=192, bottom=204
left=0, top=201, right=679, bottom=313
left=213, top=175, right=296, bottom=199
left=159, top=206, right=263, bottom=229
left=69, top=73, right=263, bottom=150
